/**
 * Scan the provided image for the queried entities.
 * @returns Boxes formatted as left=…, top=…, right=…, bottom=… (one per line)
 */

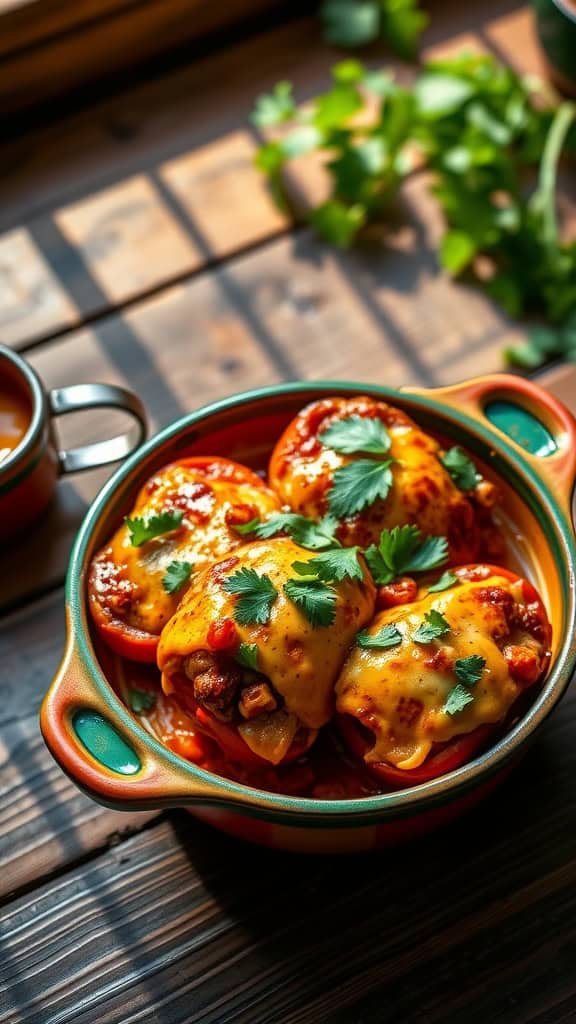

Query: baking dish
left=40, top=374, right=576, bottom=852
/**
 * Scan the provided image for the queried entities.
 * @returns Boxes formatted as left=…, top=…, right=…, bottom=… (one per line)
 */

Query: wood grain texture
left=0, top=590, right=157, bottom=898
left=0, top=0, right=285, bottom=115
left=3, top=699, right=576, bottom=1024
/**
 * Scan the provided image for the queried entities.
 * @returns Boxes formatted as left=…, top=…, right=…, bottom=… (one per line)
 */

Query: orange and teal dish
left=41, top=375, right=576, bottom=852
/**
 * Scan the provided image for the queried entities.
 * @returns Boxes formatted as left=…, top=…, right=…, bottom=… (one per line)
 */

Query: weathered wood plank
left=0, top=589, right=158, bottom=898
left=3, top=699, right=576, bottom=1024
left=0, top=0, right=287, bottom=117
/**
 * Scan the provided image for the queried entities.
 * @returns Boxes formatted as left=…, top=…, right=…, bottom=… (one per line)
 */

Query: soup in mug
left=0, top=384, right=31, bottom=465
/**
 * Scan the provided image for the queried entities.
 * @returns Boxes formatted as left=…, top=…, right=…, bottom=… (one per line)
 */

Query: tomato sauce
left=0, top=385, right=30, bottom=465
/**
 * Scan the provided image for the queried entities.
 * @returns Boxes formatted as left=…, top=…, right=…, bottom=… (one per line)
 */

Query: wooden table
left=2, top=4, right=576, bottom=1022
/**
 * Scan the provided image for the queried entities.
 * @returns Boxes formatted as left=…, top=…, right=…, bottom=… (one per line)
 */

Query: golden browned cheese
left=336, top=574, right=549, bottom=770
left=90, top=461, right=280, bottom=638
left=269, top=396, right=487, bottom=561
left=158, top=537, right=376, bottom=730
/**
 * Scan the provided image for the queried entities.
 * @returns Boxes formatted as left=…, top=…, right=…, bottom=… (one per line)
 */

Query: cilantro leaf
left=413, top=609, right=451, bottom=643
left=364, top=525, right=448, bottom=585
left=319, top=415, right=391, bottom=455
left=440, top=447, right=479, bottom=491
left=428, top=570, right=459, bottom=593
left=310, top=200, right=366, bottom=247
left=251, top=81, right=296, bottom=127
left=328, top=459, right=395, bottom=518
left=128, top=689, right=156, bottom=714
left=284, top=577, right=337, bottom=627
left=251, top=512, right=340, bottom=550
left=222, top=568, right=278, bottom=625
left=454, top=655, right=486, bottom=687
left=230, top=518, right=261, bottom=537
left=356, top=624, right=403, bottom=649
left=162, top=560, right=193, bottom=595
left=125, top=510, right=183, bottom=547
left=443, top=684, right=475, bottom=716
left=321, top=0, right=380, bottom=47
left=292, top=547, right=363, bottom=584
left=235, top=643, right=259, bottom=671
left=380, top=0, right=429, bottom=62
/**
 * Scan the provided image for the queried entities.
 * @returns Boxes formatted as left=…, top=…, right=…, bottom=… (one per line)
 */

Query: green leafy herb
left=319, top=414, right=391, bottom=455
left=162, top=560, right=193, bottom=595
left=252, top=61, right=418, bottom=248
left=413, top=608, right=451, bottom=643
left=328, top=459, right=395, bottom=518
left=236, top=643, right=259, bottom=671
left=222, top=568, right=278, bottom=625
left=292, top=547, right=363, bottom=584
left=440, top=447, right=479, bottom=491
left=252, top=81, right=296, bottom=127
left=364, top=524, right=448, bottom=585
left=356, top=623, right=403, bottom=648
left=443, top=684, right=475, bottom=716
left=128, top=689, right=156, bottom=714
left=230, top=518, right=261, bottom=537
left=250, top=512, right=340, bottom=550
left=454, top=655, right=486, bottom=687
left=428, top=570, right=459, bottom=593
left=125, top=510, right=183, bottom=547
left=320, top=0, right=428, bottom=61
left=284, top=577, right=337, bottom=627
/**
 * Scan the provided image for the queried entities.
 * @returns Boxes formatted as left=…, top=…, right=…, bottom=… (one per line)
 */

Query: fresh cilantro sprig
left=321, top=0, right=429, bottom=61
left=356, top=623, right=403, bottom=649
left=162, top=560, right=193, bottom=595
left=328, top=459, right=395, bottom=518
left=292, top=547, right=364, bottom=584
left=235, top=512, right=341, bottom=551
left=125, top=510, right=183, bottom=547
left=128, top=689, right=156, bottom=714
left=235, top=643, right=259, bottom=671
left=454, top=655, right=486, bottom=687
left=365, top=525, right=448, bottom=586
left=443, top=655, right=486, bottom=716
left=319, top=415, right=391, bottom=455
left=413, top=609, right=450, bottom=644
left=440, top=447, right=479, bottom=492
left=231, top=518, right=261, bottom=537
left=252, top=60, right=418, bottom=247
left=428, top=570, right=459, bottom=593
left=222, top=568, right=278, bottom=625
left=284, top=577, right=337, bottom=627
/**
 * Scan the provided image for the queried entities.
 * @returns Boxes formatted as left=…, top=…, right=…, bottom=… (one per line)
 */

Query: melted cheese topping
left=270, top=398, right=481, bottom=560
left=335, top=575, right=547, bottom=770
left=91, top=462, right=280, bottom=636
left=158, top=537, right=376, bottom=729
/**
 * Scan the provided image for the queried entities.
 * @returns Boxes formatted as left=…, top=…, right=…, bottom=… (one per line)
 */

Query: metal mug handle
left=48, top=383, right=147, bottom=474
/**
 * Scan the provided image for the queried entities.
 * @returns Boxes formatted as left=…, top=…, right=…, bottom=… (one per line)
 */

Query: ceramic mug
left=0, top=345, right=147, bottom=541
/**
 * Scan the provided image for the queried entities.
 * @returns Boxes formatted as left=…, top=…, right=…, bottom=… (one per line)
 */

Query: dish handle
left=407, top=373, right=576, bottom=524
left=40, top=627, right=225, bottom=810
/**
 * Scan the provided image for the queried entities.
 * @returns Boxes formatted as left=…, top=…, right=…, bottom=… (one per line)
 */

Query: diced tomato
left=376, top=577, right=418, bottom=610
left=207, top=618, right=238, bottom=652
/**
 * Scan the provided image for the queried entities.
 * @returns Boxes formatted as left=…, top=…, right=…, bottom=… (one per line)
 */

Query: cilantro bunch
left=252, top=60, right=418, bottom=246
left=252, top=52, right=576, bottom=369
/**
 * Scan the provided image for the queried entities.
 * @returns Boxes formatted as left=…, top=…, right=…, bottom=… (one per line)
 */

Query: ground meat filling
left=182, top=651, right=280, bottom=724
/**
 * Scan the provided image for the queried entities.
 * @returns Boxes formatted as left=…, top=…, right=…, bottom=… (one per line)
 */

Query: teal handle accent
left=484, top=401, right=558, bottom=457
left=72, top=709, right=141, bottom=775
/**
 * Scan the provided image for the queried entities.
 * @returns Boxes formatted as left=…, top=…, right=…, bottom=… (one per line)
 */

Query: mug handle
left=41, top=629, right=227, bottom=810
left=405, top=373, right=576, bottom=521
left=48, top=383, right=147, bottom=474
